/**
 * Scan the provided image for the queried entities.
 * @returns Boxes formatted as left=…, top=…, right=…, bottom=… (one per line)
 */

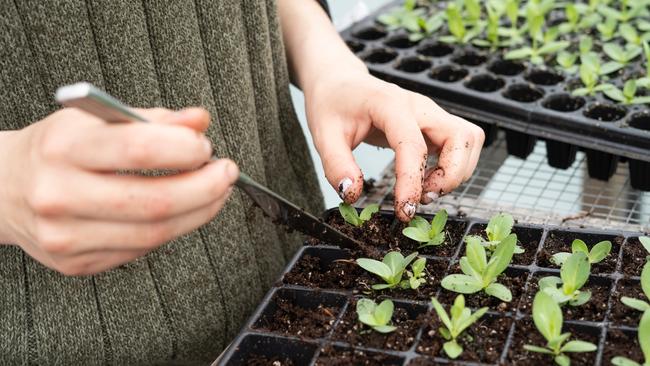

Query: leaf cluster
left=357, top=251, right=426, bottom=290
left=550, top=239, right=611, bottom=266
left=430, top=295, right=488, bottom=359
left=466, top=213, right=524, bottom=253
left=603, top=80, right=650, bottom=105
left=356, top=298, right=397, bottom=333
left=402, top=209, right=448, bottom=248
left=338, top=203, right=379, bottom=227
left=540, top=252, right=592, bottom=307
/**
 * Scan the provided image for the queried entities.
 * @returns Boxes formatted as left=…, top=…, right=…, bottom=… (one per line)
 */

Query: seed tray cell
left=339, top=1, right=650, bottom=189
left=217, top=210, right=644, bottom=366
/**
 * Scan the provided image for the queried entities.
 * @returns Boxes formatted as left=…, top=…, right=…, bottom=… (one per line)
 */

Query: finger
left=464, top=122, right=485, bottom=181
left=370, top=90, right=427, bottom=222
left=30, top=159, right=239, bottom=222
left=136, top=107, right=211, bottom=132
left=51, top=249, right=150, bottom=276
left=36, top=191, right=231, bottom=255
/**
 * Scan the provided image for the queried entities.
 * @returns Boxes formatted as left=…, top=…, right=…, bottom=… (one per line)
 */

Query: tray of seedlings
left=217, top=204, right=650, bottom=365
left=340, top=0, right=650, bottom=190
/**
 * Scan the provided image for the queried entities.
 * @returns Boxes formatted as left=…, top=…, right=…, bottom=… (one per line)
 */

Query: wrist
left=0, top=130, right=22, bottom=244
left=303, top=55, right=369, bottom=99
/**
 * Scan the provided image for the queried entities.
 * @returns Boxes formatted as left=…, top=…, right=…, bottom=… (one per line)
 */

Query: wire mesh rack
left=358, top=133, right=650, bottom=233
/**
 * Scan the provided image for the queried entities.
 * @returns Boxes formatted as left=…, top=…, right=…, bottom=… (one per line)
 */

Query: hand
left=0, top=107, right=238, bottom=275
left=305, top=71, right=484, bottom=222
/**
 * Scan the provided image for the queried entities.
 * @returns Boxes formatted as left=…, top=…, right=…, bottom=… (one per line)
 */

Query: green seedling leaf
left=561, top=340, right=598, bottom=353
left=620, top=297, right=650, bottom=312
left=611, top=308, right=650, bottom=365
left=621, top=261, right=650, bottom=311
left=357, top=251, right=419, bottom=290
left=339, top=202, right=361, bottom=226
left=466, top=236, right=487, bottom=274
left=552, top=239, right=611, bottom=265
left=639, top=236, right=650, bottom=254
left=431, top=295, right=487, bottom=359
left=357, top=298, right=397, bottom=333
left=486, top=213, right=514, bottom=242
left=402, top=257, right=428, bottom=290
left=485, top=282, right=512, bottom=302
left=442, top=274, right=484, bottom=293
left=561, top=252, right=590, bottom=295
left=403, top=210, right=448, bottom=248
left=359, top=204, right=380, bottom=222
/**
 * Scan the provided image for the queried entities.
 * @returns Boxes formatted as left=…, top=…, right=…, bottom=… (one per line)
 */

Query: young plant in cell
left=377, top=0, right=425, bottom=31
left=524, top=291, right=597, bottom=366
left=550, top=238, right=612, bottom=266
left=621, top=260, right=650, bottom=312
left=499, top=0, right=524, bottom=46
left=611, top=309, right=650, bottom=366
left=338, top=203, right=379, bottom=227
left=596, top=16, right=618, bottom=41
left=402, top=209, right=448, bottom=248
left=603, top=80, right=650, bottom=105
left=644, top=42, right=650, bottom=78
left=439, top=2, right=483, bottom=44
left=603, top=43, right=643, bottom=68
left=599, top=0, right=647, bottom=22
left=441, top=234, right=517, bottom=302
left=356, top=298, right=397, bottom=333
left=407, top=13, right=446, bottom=42
left=556, top=52, right=578, bottom=74
left=619, top=23, right=650, bottom=48
left=402, top=257, right=427, bottom=290
left=572, top=54, right=619, bottom=96
left=357, top=251, right=418, bottom=290
left=462, top=0, right=482, bottom=26
left=539, top=252, right=592, bottom=306
left=466, top=213, right=524, bottom=254
left=558, top=4, right=601, bottom=34
left=430, top=295, right=488, bottom=359
left=473, top=0, right=505, bottom=50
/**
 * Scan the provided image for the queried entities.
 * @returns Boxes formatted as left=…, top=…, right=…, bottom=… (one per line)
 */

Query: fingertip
left=337, top=174, right=364, bottom=204
left=395, top=200, right=417, bottom=222
left=222, top=159, right=240, bottom=184
left=169, top=107, right=211, bottom=132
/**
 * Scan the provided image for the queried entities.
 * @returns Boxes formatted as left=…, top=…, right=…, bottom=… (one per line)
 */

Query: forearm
left=277, top=0, right=367, bottom=94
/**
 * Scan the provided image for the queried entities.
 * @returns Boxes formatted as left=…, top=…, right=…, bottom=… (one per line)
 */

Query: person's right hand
left=0, top=107, right=238, bottom=276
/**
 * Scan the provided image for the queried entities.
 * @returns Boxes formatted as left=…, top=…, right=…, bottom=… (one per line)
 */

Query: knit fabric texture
left=0, top=1, right=324, bottom=364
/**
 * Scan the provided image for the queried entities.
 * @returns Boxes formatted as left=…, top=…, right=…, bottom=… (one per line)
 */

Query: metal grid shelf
left=359, top=133, right=650, bottom=233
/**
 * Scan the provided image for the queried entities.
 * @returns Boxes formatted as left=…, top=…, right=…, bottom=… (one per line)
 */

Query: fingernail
left=402, top=202, right=416, bottom=218
left=338, top=178, right=352, bottom=200
left=203, top=138, right=213, bottom=155
left=426, top=192, right=439, bottom=202
left=224, top=161, right=239, bottom=182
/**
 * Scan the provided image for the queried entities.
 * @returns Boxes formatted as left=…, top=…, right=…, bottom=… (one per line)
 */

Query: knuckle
left=39, top=128, right=68, bottom=161
left=35, top=222, right=72, bottom=255
left=124, top=137, right=155, bottom=166
left=28, top=184, right=66, bottom=216
left=142, top=193, right=173, bottom=221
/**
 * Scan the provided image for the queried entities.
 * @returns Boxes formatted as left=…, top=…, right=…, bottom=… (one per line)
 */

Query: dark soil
left=416, top=314, right=512, bottom=363
left=538, top=231, right=624, bottom=274
left=253, top=296, right=339, bottom=339
left=247, top=355, right=295, bottom=366
left=609, top=279, right=644, bottom=327
left=507, top=320, right=599, bottom=365
left=520, top=274, right=611, bottom=322
left=315, top=346, right=403, bottom=366
left=283, top=253, right=366, bottom=290
left=621, top=237, right=649, bottom=277
left=437, top=267, right=528, bottom=313
left=464, top=224, right=542, bottom=266
left=325, top=211, right=399, bottom=252
left=394, top=220, right=468, bottom=257
left=602, top=328, right=643, bottom=366
left=332, top=300, right=423, bottom=351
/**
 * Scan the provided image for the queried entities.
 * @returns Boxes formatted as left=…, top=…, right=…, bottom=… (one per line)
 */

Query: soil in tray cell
left=464, top=224, right=542, bottom=266
left=416, top=314, right=512, bottom=363
left=324, top=211, right=399, bottom=250
left=283, top=248, right=366, bottom=290
left=331, top=299, right=425, bottom=352
left=229, top=334, right=317, bottom=366
left=507, top=320, right=600, bottom=365
left=602, top=328, right=643, bottom=366
left=519, top=272, right=612, bottom=322
left=315, top=346, right=404, bottom=366
left=621, top=236, right=649, bottom=277
left=609, top=278, right=645, bottom=327
left=392, top=219, right=468, bottom=257
left=538, top=230, right=624, bottom=274
left=246, top=355, right=295, bottom=366
left=437, top=267, right=528, bottom=313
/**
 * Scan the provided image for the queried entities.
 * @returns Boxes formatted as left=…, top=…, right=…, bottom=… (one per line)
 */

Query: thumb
left=317, top=138, right=364, bottom=204
left=158, top=107, right=211, bottom=132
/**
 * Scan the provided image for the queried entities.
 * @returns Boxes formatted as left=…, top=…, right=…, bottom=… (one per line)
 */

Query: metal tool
left=55, top=82, right=368, bottom=253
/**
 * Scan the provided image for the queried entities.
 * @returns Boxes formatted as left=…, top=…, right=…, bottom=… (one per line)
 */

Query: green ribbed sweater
left=0, top=1, right=324, bottom=364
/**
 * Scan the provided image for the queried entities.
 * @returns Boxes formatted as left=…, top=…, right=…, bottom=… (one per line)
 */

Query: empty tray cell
left=315, top=345, right=404, bottom=366
left=331, top=299, right=427, bottom=351
left=283, top=247, right=363, bottom=290
left=628, top=112, right=650, bottom=191
left=542, top=93, right=586, bottom=112
left=546, top=139, right=578, bottom=170
left=451, top=49, right=487, bottom=66
left=464, top=73, right=505, bottom=92
left=525, top=68, right=565, bottom=86
left=463, top=223, right=543, bottom=266
left=586, top=149, right=619, bottom=181
left=602, top=328, right=643, bottom=366
left=487, top=59, right=525, bottom=76
left=352, top=26, right=387, bottom=41
left=251, top=288, right=346, bottom=339
left=417, top=41, right=454, bottom=57
left=583, top=102, right=627, bottom=122
left=223, top=334, right=317, bottom=366
left=621, top=237, right=649, bottom=277
left=519, top=271, right=613, bottom=322
left=416, top=313, right=513, bottom=363
left=503, top=83, right=545, bottom=103
left=362, top=48, right=397, bottom=64
left=429, top=64, right=468, bottom=83
left=394, top=56, right=431, bottom=73
left=609, top=278, right=644, bottom=327
left=507, top=320, right=600, bottom=365
left=538, top=229, right=623, bottom=274
left=384, top=34, right=418, bottom=49
left=505, top=129, right=538, bottom=159
left=346, top=40, right=365, bottom=53
left=394, top=218, right=468, bottom=257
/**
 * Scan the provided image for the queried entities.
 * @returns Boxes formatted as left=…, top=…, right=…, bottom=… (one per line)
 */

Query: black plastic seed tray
left=217, top=209, right=647, bottom=366
left=340, top=1, right=650, bottom=190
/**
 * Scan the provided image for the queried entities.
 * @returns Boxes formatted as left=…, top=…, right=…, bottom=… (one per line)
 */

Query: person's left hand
left=304, top=71, right=484, bottom=222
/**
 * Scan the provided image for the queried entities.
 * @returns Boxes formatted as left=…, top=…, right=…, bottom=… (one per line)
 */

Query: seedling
left=466, top=213, right=524, bottom=254
left=524, top=291, right=597, bottom=366
left=403, top=257, right=427, bottom=290
left=619, top=23, right=650, bottom=47
left=356, top=298, right=397, bottom=333
left=611, top=309, right=650, bottom=366
left=558, top=4, right=601, bottom=34
left=377, top=0, right=425, bottom=31
left=441, top=234, right=517, bottom=302
left=539, top=252, right=592, bottom=306
left=596, top=16, right=618, bottom=41
left=407, top=13, right=445, bottom=42
left=550, top=239, right=612, bottom=266
left=357, top=251, right=418, bottom=290
left=621, top=261, right=650, bottom=312
left=402, top=209, right=448, bottom=248
left=603, top=80, right=650, bottom=105
left=603, top=43, right=642, bottom=67
left=430, top=295, right=488, bottom=359
left=641, top=236, right=650, bottom=259
left=556, top=51, right=578, bottom=74
left=598, top=0, right=646, bottom=22
left=473, top=0, right=505, bottom=49
left=462, top=0, right=482, bottom=26
left=572, top=54, right=620, bottom=96
left=499, top=0, right=525, bottom=46
left=439, top=2, right=483, bottom=44
left=338, top=203, right=379, bottom=227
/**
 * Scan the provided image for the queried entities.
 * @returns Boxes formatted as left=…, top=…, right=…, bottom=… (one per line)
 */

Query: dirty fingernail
left=402, top=202, right=416, bottom=218
left=338, top=178, right=353, bottom=200
left=426, top=192, right=439, bottom=202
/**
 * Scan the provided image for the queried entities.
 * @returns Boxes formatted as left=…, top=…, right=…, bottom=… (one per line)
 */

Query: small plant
left=407, top=13, right=446, bottom=42
left=466, top=212, right=524, bottom=254
left=539, top=252, right=592, bottom=306
left=524, top=291, right=597, bottom=365
left=550, top=238, right=612, bottom=266
left=439, top=2, right=483, bottom=44
left=338, top=203, right=379, bottom=227
left=404, top=257, right=427, bottom=289
left=430, top=295, right=488, bottom=359
left=596, top=16, right=618, bottom=41
left=611, top=309, right=650, bottom=366
left=473, top=0, right=505, bottom=49
left=621, top=260, right=650, bottom=312
left=619, top=23, right=650, bottom=47
left=402, top=209, right=448, bottom=248
left=357, top=251, right=418, bottom=290
left=556, top=51, right=578, bottom=74
left=377, top=0, right=425, bottom=31
left=356, top=298, right=397, bottom=333
left=598, top=0, right=646, bottom=22
left=603, top=43, right=642, bottom=67
left=604, top=80, right=650, bottom=105
left=558, top=4, right=601, bottom=34
left=572, top=54, right=620, bottom=96
left=441, top=233, right=517, bottom=301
